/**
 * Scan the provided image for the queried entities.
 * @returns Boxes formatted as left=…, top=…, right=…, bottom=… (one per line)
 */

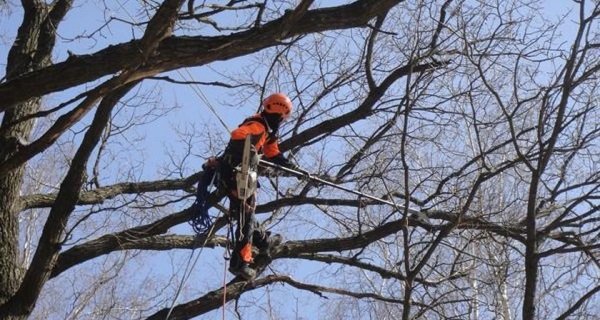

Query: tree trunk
left=523, top=172, right=540, bottom=320
left=0, top=1, right=72, bottom=318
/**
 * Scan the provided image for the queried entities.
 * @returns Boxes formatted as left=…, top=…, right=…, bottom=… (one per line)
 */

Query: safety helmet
left=262, top=93, right=293, bottom=120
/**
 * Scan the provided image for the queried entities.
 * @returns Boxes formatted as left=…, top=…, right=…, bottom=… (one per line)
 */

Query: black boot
left=256, top=233, right=283, bottom=257
left=229, top=260, right=256, bottom=280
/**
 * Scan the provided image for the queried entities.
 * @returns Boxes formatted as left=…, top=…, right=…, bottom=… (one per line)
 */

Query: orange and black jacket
left=221, top=114, right=284, bottom=167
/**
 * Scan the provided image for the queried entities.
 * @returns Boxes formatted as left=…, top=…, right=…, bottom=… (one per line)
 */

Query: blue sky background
left=1, top=2, right=328, bottom=318
left=0, top=1, right=590, bottom=319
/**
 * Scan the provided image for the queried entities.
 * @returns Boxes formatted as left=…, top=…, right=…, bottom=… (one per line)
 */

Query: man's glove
left=287, top=163, right=310, bottom=176
left=264, top=153, right=290, bottom=167
left=285, top=162, right=300, bottom=172
left=264, top=154, right=309, bottom=177
left=281, top=160, right=310, bottom=177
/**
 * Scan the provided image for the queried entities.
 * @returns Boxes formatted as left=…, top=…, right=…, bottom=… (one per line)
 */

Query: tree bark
left=0, top=1, right=72, bottom=315
left=0, top=0, right=406, bottom=111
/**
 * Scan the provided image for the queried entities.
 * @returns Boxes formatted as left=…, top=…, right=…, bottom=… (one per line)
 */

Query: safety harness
left=190, top=134, right=260, bottom=235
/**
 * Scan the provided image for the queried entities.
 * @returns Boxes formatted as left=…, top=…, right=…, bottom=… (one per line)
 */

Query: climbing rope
left=110, top=3, right=238, bottom=319
left=164, top=218, right=221, bottom=320
left=222, top=261, right=228, bottom=319
left=189, top=160, right=220, bottom=234
left=176, top=68, right=231, bottom=132
left=219, top=227, right=233, bottom=320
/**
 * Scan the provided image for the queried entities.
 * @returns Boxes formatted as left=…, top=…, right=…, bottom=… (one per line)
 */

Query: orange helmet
left=262, top=93, right=293, bottom=120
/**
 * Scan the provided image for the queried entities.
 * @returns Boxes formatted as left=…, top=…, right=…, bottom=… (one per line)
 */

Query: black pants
left=204, top=165, right=266, bottom=267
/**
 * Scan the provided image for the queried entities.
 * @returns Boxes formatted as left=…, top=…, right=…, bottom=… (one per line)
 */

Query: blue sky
left=1, top=2, right=323, bottom=318
left=0, top=1, right=592, bottom=319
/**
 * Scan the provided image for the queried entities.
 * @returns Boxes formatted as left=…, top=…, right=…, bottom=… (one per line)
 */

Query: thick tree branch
left=20, top=173, right=202, bottom=210
left=0, top=0, right=406, bottom=111
left=137, top=0, right=185, bottom=63
left=0, top=82, right=138, bottom=317
left=279, top=60, right=448, bottom=152
left=50, top=207, right=194, bottom=278
left=0, top=71, right=154, bottom=177
left=147, top=274, right=412, bottom=320
left=295, top=253, right=467, bottom=286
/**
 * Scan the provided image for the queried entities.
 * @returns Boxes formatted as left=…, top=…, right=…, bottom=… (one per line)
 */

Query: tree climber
left=195, top=93, right=300, bottom=280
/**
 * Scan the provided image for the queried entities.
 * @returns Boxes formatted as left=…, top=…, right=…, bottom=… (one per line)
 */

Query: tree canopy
left=1, top=0, right=600, bottom=319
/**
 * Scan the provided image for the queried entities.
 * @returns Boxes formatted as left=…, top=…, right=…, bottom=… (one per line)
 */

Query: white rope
left=112, top=4, right=233, bottom=319
left=116, top=0, right=231, bottom=134
left=176, top=68, right=231, bottom=132
left=165, top=219, right=220, bottom=320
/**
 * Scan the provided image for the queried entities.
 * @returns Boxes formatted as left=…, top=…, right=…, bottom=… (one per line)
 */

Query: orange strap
left=230, top=115, right=281, bottom=158
left=240, top=243, right=253, bottom=263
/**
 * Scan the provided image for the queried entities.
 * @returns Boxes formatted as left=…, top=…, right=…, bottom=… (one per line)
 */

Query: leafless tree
left=1, top=1, right=599, bottom=320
